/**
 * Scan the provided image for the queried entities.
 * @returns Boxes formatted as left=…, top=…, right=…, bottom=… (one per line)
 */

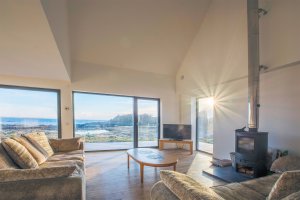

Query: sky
left=74, top=93, right=158, bottom=120
left=0, top=88, right=158, bottom=120
left=74, top=93, right=133, bottom=120
left=0, top=88, right=58, bottom=119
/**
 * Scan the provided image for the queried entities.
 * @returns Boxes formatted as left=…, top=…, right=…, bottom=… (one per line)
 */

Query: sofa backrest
left=0, top=143, right=18, bottom=169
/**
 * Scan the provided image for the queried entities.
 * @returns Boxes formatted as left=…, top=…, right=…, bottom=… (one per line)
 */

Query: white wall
left=176, top=0, right=247, bottom=96
left=41, top=0, right=71, bottom=78
left=68, top=0, right=211, bottom=76
left=260, top=65, right=300, bottom=156
left=71, top=60, right=180, bottom=131
left=0, top=59, right=180, bottom=140
left=260, top=0, right=300, bottom=68
left=0, top=0, right=70, bottom=81
left=176, top=0, right=300, bottom=158
left=259, top=0, right=300, bottom=156
left=176, top=0, right=248, bottom=157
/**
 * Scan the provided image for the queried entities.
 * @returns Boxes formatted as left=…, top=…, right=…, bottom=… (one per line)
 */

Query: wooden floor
left=85, top=149, right=225, bottom=200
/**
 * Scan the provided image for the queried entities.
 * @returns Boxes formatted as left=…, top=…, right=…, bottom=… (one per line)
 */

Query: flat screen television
left=163, top=124, right=191, bottom=140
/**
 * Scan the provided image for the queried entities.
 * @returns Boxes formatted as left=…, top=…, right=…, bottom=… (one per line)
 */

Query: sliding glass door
left=196, top=97, right=214, bottom=154
left=73, top=92, right=160, bottom=151
left=137, top=99, right=159, bottom=147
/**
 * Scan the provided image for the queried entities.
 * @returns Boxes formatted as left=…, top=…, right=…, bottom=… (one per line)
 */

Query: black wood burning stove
left=233, top=0, right=269, bottom=178
left=235, top=130, right=268, bottom=177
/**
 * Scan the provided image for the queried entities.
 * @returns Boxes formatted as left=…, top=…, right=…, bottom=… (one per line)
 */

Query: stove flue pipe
left=247, top=0, right=260, bottom=132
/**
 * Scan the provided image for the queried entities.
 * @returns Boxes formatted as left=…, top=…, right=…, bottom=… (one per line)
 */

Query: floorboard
left=86, top=149, right=225, bottom=200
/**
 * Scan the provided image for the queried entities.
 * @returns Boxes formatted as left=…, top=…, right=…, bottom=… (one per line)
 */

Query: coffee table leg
left=127, top=154, right=130, bottom=169
left=140, top=164, right=144, bottom=183
left=173, top=164, right=176, bottom=171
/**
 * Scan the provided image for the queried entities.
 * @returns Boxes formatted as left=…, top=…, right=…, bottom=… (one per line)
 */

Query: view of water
left=0, top=117, right=58, bottom=126
left=75, top=119, right=107, bottom=125
left=0, top=117, right=105, bottom=126
left=0, top=116, right=158, bottom=148
left=75, top=129, right=109, bottom=135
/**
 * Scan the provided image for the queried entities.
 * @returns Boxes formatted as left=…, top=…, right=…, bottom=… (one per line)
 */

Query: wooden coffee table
left=127, top=148, right=178, bottom=183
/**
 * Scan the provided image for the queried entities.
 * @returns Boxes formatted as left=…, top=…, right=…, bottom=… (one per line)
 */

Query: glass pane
left=197, top=97, right=214, bottom=153
left=74, top=93, right=134, bottom=151
left=138, top=99, right=159, bottom=147
left=0, top=88, right=59, bottom=139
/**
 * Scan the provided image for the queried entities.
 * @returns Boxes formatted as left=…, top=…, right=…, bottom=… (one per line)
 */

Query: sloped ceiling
left=41, top=0, right=71, bottom=78
left=68, top=0, right=211, bottom=76
left=0, top=0, right=211, bottom=80
left=0, top=0, right=70, bottom=81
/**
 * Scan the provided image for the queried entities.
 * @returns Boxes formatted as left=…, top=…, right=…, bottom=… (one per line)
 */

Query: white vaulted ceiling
left=0, top=0, right=70, bottom=80
left=68, top=0, right=211, bottom=76
left=0, top=0, right=211, bottom=80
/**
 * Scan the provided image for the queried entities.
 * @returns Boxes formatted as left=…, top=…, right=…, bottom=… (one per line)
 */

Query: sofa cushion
left=61, top=150, right=84, bottom=155
left=24, top=132, right=54, bottom=157
left=49, top=138, right=82, bottom=152
left=40, top=160, right=85, bottom=172
left=160, top=170, right=224, bottom=200
left=0, top=144, right=18, bottom=169
left=267, top=170, right=300, bottom=200
left=270, top=155, right=300, bottom=173
left=46, top=152, right=84, bottom=162
left=0, top=165, right=78, bottom=182
left=240, top=173, right=281, bottom=197
left=12, top=136, right=47, bottom=165
left=2, top=138, right=38, bottom=169
left=213, top=182, right=265, bottom=200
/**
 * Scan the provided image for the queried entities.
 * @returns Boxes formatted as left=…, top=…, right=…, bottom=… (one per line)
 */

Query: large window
left=0, top=86, right=61, bottom=139
left=73, top=92, right=160, bottom=151
left=196, top=97, right=214, bottom=154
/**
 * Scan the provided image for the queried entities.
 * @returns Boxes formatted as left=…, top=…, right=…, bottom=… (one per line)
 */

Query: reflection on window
left=197, top=97, right=214, bottom=153
left=0, top=87, right=60, bottom=139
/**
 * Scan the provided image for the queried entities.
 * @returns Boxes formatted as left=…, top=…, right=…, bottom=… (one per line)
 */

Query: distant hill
left=76, top=114, right=157, bottom=129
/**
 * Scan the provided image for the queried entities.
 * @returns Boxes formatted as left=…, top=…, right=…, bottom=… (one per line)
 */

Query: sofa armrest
left=49, top=137, right=84, bottom=152
left=151, top=181, right=179, bottom=200
left=0, top=165, right=78, bottom=182
left=160, top=170, right=224, bottom=200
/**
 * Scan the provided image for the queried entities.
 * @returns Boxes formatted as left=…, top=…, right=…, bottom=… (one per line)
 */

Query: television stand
left=159, top=139, right=193, bottom=155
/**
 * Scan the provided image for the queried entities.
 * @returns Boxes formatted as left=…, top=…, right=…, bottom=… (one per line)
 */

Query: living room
left=0, top=0, right=300, bottom=199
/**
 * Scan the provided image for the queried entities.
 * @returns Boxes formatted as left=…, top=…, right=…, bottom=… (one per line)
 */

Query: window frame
left=72, top=91, right=161, bottom=151
left=0, top=84, right=62, bottom=138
